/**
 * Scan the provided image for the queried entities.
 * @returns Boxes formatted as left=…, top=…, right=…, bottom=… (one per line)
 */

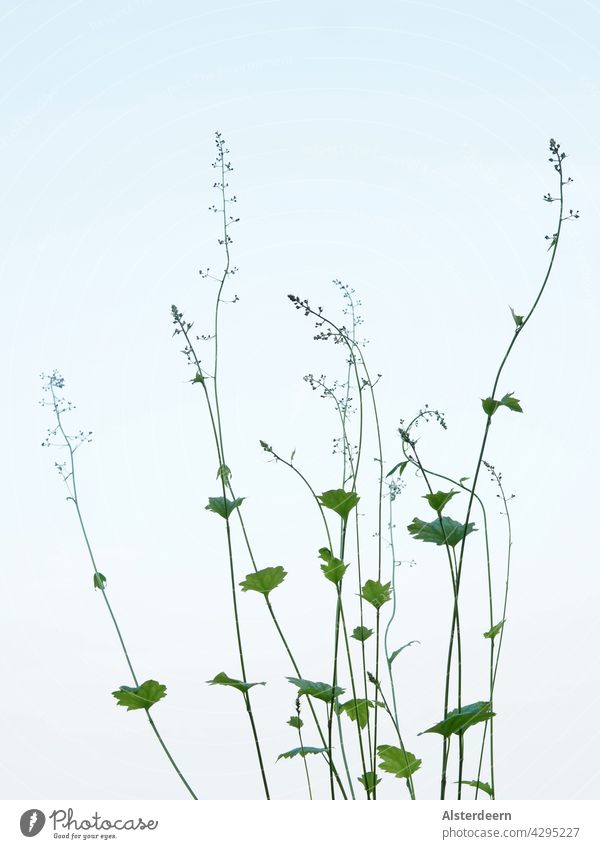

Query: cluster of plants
left=42, top=135, right=576, bottom=800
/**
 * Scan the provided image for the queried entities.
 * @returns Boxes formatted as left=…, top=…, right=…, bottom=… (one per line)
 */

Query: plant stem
left=384, top=492, right=416, bottom=799
left=45, top=377, right=198, bottom=800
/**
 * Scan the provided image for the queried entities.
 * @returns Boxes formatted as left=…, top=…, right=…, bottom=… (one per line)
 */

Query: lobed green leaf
left=205, top=496, right=244, bottom=519
left=456, top=779, right=494, bottom=797
left=112, top=679, right=167, bottom=712
left=423, top=490, right=458, bottom=513
left=336, top=698, right=374, bottom=729
left=287, top=677, right=345, bottom=703
left=351, top=625, right=374, bottom=642
left=420, top=701, right=494, bottom=737
left=360, top=579, right=391, bottom=609
left=207, top=671, right=265, bottom=693
left=377, top=745, right=422, bottom=779
left=482, top=392, right=523, bottom=417
left=240, top=566, right=287, bottom=596
left=358, top=771, right=381, bottom=794
left=318, top=489, right=360, bottom=522
left=318, top=548, right=347, bottom=584
left=277, top=746, right=328, bottom=761
left=407, top=516, right=476, bottom=547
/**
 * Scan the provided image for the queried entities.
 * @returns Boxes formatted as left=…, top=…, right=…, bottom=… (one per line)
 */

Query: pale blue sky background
left=1, top=0, right=599, bottom=800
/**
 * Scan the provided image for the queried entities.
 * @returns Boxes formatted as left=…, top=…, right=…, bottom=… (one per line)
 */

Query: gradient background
left=1, top=0, right=599, bottom=800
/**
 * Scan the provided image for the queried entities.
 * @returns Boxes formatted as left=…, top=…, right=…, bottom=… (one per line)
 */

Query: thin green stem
left=384, top=492, right=416, bottom=799
left=45, top=377, right=198, bottom=800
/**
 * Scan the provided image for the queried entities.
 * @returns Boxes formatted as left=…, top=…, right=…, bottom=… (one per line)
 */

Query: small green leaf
left=318, top=489, right=360, bottom=522
left=337, top=698, right=374, bottom=729
left=423, top=490, right=459, bottom=512
left=358, top=771, right=381, bottom=793
left=510, top=306, right=524, bottom=328
left=351, top=626, right=374, bottom=642
left=456, top=779, right=494, bottom=797
left=239, top=566, right=287, bottom=596
left=192, top=372, right=205, bottom=384
left=205, top=496, right=244, bottom=519
left=386, top=460, right=409, bottom=479
left=287, top=677, right=344, bottom=703
left=420, top=701, right=494, bottom=737
left=360, top=579, right=391, bottom=609
left=377, top=745, right=422, bottom=779
left=287, top=716, right=303, bottom=729
left=216, top=464, right=231, bottom=484
left=482, top=392, right=523, bottom=417
left=112, top=679, right=167, bottom=711
left=499, top=392, right=523, bottom=413
left=277, top=746, right=327, bottom=761
left=407, top=516, right=476, bottom=547
left=388, top=640, right=420, bottom=665
left=484, top=619, right=506, bottom=640
left=482, top=397, right=500, bottom=416
left=207, top=671, right=265, bottom=693
left=93, top=572, right=107, bottom=590
left=318, top=549, right=347, bottom=584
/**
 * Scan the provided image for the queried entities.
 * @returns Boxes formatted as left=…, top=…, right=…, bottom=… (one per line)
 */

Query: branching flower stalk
left=41, top=371, right=198, bottom=800
left=394, top=139, right=576, bottom=800
left=289, top=292, right=393, bottom=798
left=449, top=138, right=573, bottom=798
left=173, top=132, right=270, bottom=799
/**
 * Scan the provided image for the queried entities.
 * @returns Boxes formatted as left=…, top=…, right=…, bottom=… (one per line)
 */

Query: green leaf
left=423, top=490, right=459, bottom=512
left=216, top=464, right=231, bottom=484
left=499, top=392, right=523, bottom=413
left=358, top=771, right=381, bottom=794
left=205, top=496, right=244, bottom=519
left=388, top=640, right=420, bottom=665
left=420, top=701, right=494, bottom=737
left=192, top=372, right=205, bottom=384
left=287, top=677, right=344, bottom=703
left=456, top=779, right=494, bottom=797
left=277, top=746, right=328, bottom=761
left=207, top=671, right=265, bottom=693
left=93, top=572, right=107, bottom=590
left=112, top=679, right=167, bottom=711
left=351, top=626, right=374, bottom=642
left=386, top=460, right=409, bottom=479
left=360, top=579, right=391, bottom=609
left=407, top=516, right=476, bottom=547
left=337, top=698, right=374, bottom=729
left=482, top=397, right=500, bottom=416
left=318, top=489, right=360, bottom=522
left=483, top=619, right=506, bottom=640
left=318, top=549, right=347, bottom=584
left=510, top=306, right=524, bottom=328
left=239, top=566, right=287, bottom=596
left=377, top=745, right=422, bottom=779
left=287, top=716, right=303, bottom=729
left=482, top=392, right=523, bottom=417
